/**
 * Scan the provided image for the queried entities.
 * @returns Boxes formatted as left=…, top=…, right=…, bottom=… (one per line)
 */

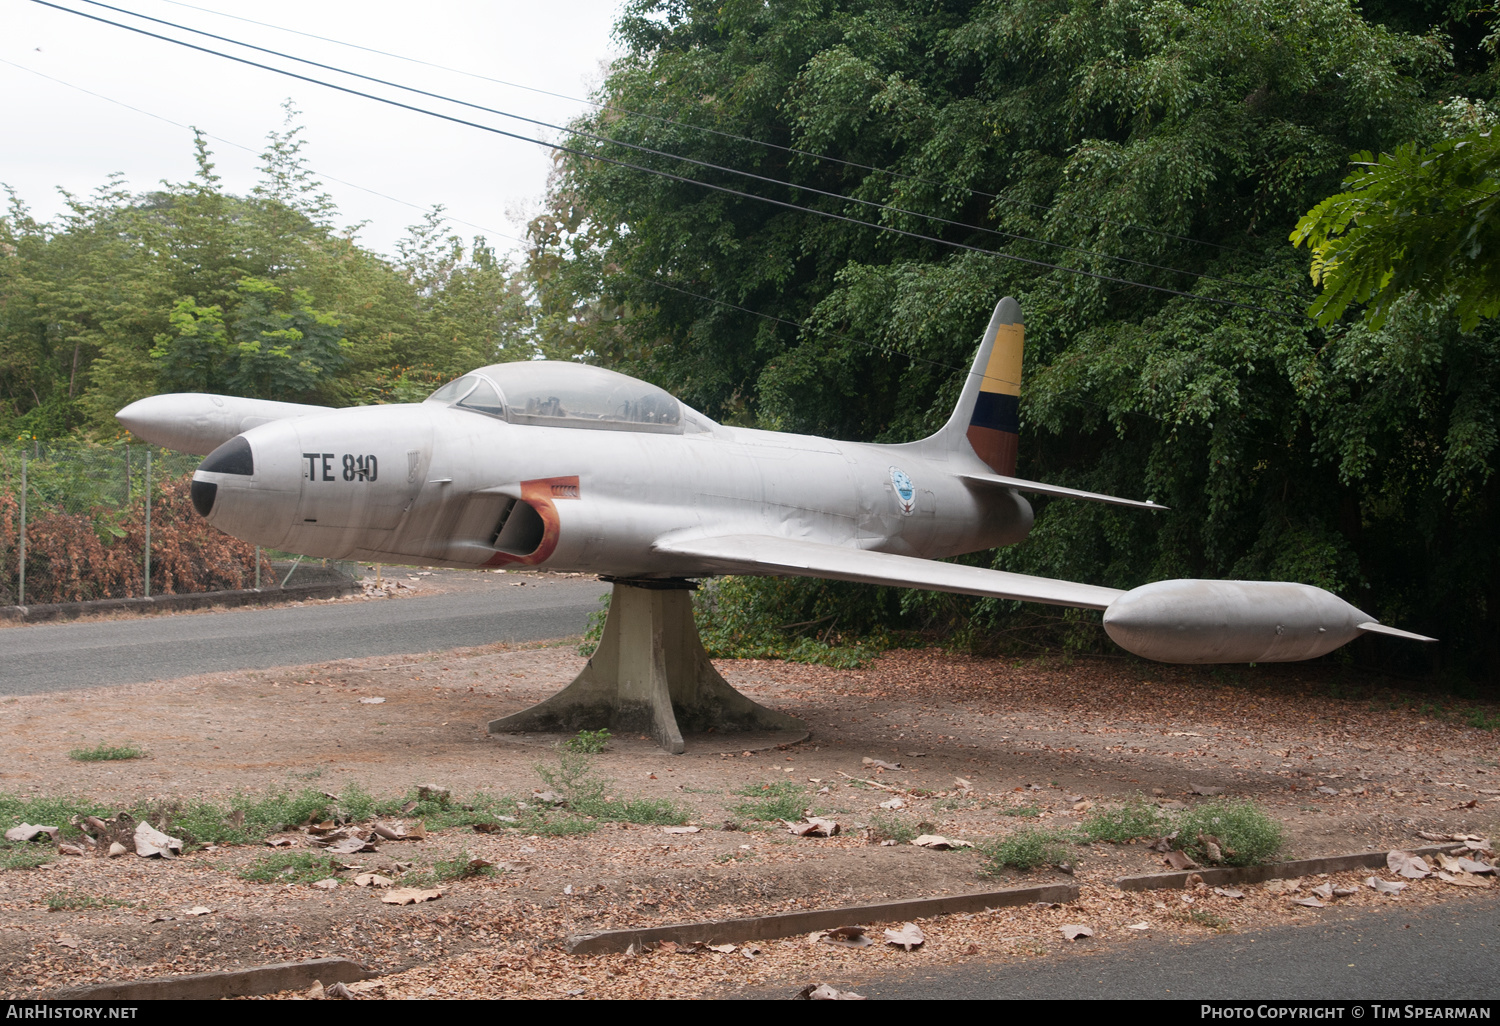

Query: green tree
left=540, top=0, right=1497, bottom=682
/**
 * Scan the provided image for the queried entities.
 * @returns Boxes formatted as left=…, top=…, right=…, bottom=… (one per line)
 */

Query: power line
left=154, top=0, right=1245, bottom=255
left=27, top=0, right=1306, bottom=318
left=1, top=55, right=1181, bottom=425
left=68, top=0, right=1296, bottom=300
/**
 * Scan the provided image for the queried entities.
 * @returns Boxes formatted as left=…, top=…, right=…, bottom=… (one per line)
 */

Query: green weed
left=1, top=848, right=54, bottom=871
left=565, top=729, right=612, bottom=755
left=1081, top=796, right=1169, bottom=843
left=979, top=828, right=1073, bottom=873
left=1177, top=799, right=1284, bottom=867
left=45, top=890, right=132, bottom=912
left=867, top=813, right=919, bottom=845
left=1466, top=708, right=1500, bottom=730
left=239, top=851, right=344, bottom=885
left=533, top=750, right=689, bottom=826
left=68, top=745, right=144, bottom=762
left=998, top=804, right=1043, bottom=818
left=730, top=781, right=807, bottom=822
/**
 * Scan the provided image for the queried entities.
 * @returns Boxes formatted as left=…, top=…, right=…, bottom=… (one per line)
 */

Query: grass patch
left=730, top=781, right=808, bottom=822
left=532, top=750, right=689, bottom=826
left=867, top=812, right=920, bottom=844
left=1177, top=799, right=1284, bottom=867
left=46, top=890, right=132, bottom=912
left=1081, top=796, right=1169, bottom=843
left=1081, top=795, right=1283, bottom=866
left=979, top=827, right=1073, bottom=873
left=1, top=847, right=54, bottom=871
left=1466, top=708, right=1500, bottom=730
left=239, top=851, right=345, bottom=885
left=68, top=744, right=144, bottom=762
left=998, top=805, right=1043, bottom=818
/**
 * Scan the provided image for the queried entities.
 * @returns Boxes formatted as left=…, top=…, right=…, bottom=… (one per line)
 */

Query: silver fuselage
left=196, top=402, right=1031, bottom=576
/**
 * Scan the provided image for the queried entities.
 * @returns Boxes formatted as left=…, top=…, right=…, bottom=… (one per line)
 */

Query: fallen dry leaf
left=1293, top=897, right=1326, bottom=908
left=1125, top=922, right=1151, bottom=931
left=5, top=824, right=59, bottom=843
left=358, top=697, right=385, bottom=704
left=382, top=887, right=441, bottom=905
left=1366, top=876, right=1407, bottom=895
left=1436, top=871, right=1492, bottom=888
left=1213, top=887, right=1245, bottom=899
left=861, top=757, right=901, bottom=771
left=311, top=878, right=338, bottom=891
left=878, top=797, right=906, bottom=810
left=1163, top=850, right=1198, bottom=871
left=326, top=836, right=377, bottom=855
left=1059, top=924, right=1094, bottom=941
left=1189, top=784, right=1225, bottom=796
left=705, top=943, right=736, bottom=954
left=797, top=983, right=866, bottom=1001
left=57, top=843, right=86, bottom=856
left=133, top=821, right=182, bottom=859
left=54, top=935, right=80, bottom=949
left=820, top=926, right=873, bottom=948
left=883, top=923, right=925, bottom=950
left=1387, top=851, right=1432, bottom=879
left=354, top=873, right=394, bottom=888
left=183, top=906, right=213, bottom=916
left=786, top=817, right=840, bottom=838
left=911, top=834, right=973, bottom=850
left=662, top=826, right=700, bottom=834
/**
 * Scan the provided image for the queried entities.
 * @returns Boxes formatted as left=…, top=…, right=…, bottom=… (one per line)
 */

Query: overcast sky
left=1, top=0, right=623, bottom=260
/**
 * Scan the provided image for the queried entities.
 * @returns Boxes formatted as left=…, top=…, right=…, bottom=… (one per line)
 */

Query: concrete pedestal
left=487, top=580, right=805, bottom=754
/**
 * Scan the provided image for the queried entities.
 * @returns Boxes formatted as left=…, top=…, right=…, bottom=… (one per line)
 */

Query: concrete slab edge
left=1113, top=843, right=1466, bottom=891
left=45, top=956, right=372, bottom=1000
left=0, top=581, right=356, bottom=624
left=565, top=882, right=1080, bottom=955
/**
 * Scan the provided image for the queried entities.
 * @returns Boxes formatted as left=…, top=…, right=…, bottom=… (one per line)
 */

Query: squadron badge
left=889, top=466, right=917, bottom=516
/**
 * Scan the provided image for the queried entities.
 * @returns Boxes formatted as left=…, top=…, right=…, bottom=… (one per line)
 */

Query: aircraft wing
left=958, top=472, right=1168, bottom=511
left=652, top=534, right=1124, bottom=610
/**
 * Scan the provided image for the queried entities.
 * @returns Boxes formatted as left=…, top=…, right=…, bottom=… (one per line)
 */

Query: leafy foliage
left=67, top=745, right=144, bottom=762
left=979, top=827, right=1074, bottom=873
left=530, top=0, right=1497, bottom=683
left=1292, top=129, right=1500, bottom=331
left=730, top=780, right=808, bottom=821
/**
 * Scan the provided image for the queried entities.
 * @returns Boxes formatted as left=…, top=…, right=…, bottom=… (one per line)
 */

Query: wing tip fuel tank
left=1101, top=579, right=1432, bottom=663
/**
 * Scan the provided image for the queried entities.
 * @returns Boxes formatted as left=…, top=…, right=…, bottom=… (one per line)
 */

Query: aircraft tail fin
left=929, top=296, right=1024, bottom=474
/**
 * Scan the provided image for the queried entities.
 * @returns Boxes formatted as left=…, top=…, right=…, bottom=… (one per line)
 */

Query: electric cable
left=0, top=54, right=1185, bottom=422
left=27, top=0, right=1307, bottom=319
left=66, top=0, right=1296, bottom=299
left=153, top=0, right=1245, bottom=255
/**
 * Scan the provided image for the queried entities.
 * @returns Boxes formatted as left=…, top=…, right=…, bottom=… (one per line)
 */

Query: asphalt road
left=0, top=575, right=608, bottom=697
left=843, top=896, right=1499, bottom=1000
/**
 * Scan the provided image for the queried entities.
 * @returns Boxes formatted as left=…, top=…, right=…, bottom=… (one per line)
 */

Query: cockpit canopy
left=424, top=361, right=714, bottom=434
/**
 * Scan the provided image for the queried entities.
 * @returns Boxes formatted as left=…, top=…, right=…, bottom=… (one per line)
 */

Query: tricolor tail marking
left=965, top=321, right=1022, bottom=476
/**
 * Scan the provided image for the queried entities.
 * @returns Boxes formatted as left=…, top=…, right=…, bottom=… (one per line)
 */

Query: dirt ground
left=0, top=590, right=1497, bottom=999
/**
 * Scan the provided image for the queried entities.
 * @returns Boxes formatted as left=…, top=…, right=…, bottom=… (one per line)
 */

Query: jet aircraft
left=118, top=298, right=1433, bottom=750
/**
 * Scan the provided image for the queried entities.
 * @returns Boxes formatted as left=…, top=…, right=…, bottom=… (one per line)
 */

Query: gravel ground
left=0, top=638, right=1495, bottom=999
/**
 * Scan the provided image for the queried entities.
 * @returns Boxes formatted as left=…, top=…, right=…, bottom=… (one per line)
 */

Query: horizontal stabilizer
left=653, top=534, right=1124, bottom=610
left=1357, top=621, right=1438, bottom=643
left=959, top=472, right=1167, bottom=511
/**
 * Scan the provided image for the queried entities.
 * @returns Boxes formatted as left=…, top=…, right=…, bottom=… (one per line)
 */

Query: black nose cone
left=190, top=479, right=218, bottom=517
left=200, top=435, right=254, bottom=476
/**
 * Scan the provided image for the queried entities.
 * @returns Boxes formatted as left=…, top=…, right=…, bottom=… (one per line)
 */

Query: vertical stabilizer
left=927, top=297, right=1024, bottom=474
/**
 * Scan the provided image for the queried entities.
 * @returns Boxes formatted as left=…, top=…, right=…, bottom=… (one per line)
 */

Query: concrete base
left=488, top=580, right=804, bottom=754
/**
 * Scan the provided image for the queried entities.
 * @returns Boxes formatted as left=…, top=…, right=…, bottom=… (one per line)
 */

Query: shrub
left=565, top=729, right=612, bottom=755
left=1081, top=796, right=1169, bottom=843
left=1177, top=799, right=1284, bottom=866
left=979, top=828, right=1073, bottom=873
left=868, top=813, right=919, bottom=844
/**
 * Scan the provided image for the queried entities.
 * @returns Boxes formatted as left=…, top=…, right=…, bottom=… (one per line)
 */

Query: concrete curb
left=0, top=580, right=357, bottom=624
left=46, top=956, right=372, bottom=1000
left=566, top=882, right=1080, bottom=954
left=1114, top=843, right=1464, bottom=891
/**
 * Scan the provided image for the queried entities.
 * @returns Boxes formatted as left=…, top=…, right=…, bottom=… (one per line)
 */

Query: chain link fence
left=0, top=442, right=265, bottom=607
